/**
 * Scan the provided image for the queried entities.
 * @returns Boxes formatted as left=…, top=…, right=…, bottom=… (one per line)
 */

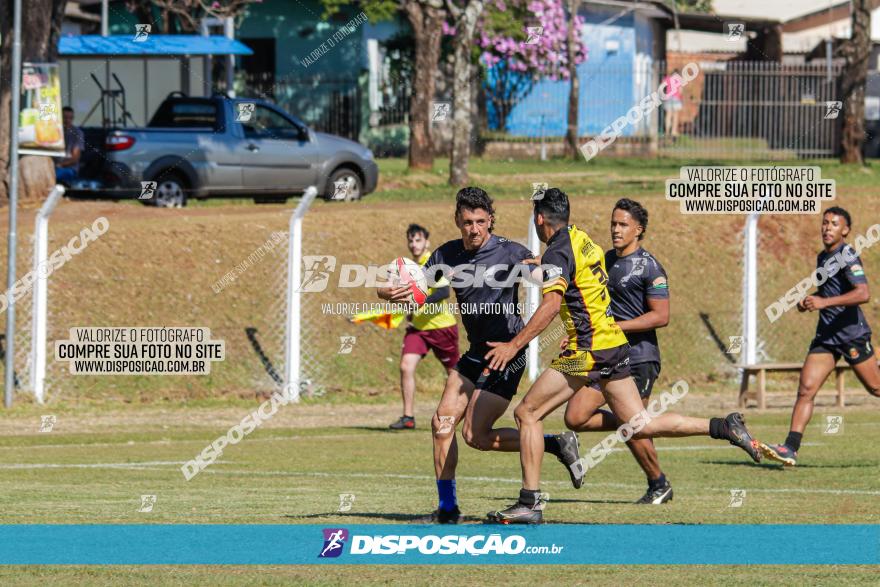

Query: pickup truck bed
left=66, top=95, right=378, bottom=206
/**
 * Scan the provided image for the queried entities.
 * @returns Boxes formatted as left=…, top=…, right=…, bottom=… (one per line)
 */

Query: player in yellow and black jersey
left=540, top=216, right=628, bottom=364
left=483, top=187, right=763, bottom=524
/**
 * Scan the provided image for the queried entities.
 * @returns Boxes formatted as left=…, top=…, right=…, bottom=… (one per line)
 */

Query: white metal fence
left=484, top=60, right=845, bottom=161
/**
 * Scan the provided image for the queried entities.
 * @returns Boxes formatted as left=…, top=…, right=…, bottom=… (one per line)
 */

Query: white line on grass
left=0, top=442, right=826, bottom=471
left=0, top=461, right=201, bottom=470
left=0, top=436, right=832, bottom=452
left=0, top=433, right=376, bottom=451
left=587, top=442, right=824, bottom=454
left=202, top=468, right=880, bottom=496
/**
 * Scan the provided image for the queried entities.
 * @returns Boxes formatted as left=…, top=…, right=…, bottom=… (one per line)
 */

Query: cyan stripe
left=0, top=524, right=876, bottom=565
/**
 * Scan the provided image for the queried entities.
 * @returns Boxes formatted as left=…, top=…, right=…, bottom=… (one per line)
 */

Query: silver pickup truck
left=75, top=94, right=378, bottom=207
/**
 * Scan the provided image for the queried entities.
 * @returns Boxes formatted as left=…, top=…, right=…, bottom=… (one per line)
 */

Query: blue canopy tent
left=58, top=35, right=253, bottom=127
left=59, top=35, right=253, bottom=57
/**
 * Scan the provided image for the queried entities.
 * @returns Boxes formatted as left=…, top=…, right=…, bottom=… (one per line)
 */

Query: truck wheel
left=151, top=174, right=188, bottom=208
left=325, top=168, right=363, bottom=201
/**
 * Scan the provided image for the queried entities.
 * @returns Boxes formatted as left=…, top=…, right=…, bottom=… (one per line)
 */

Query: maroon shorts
left=402, top=325, right=460, bottom=369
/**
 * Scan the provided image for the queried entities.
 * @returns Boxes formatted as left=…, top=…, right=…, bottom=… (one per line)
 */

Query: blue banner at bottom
left=0, top=524, right=876, bottom=565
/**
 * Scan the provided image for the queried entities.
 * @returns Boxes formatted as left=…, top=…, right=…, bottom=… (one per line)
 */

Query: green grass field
left=0, top=398, right=878, bottom=583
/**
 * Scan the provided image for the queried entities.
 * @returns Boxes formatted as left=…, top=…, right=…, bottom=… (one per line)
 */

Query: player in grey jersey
left=562, top=198, right=675, bottom=504
left=378, top=187, right=582, bottom=523
left=761, top=207, right=880, bottom=466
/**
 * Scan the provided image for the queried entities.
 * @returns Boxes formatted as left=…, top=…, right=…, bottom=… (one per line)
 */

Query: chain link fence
left=755, top=199, right=880, bottom=375
left=2, top=202, right=296, bottom=404
left=9, top=239, right=35, bottom=395
left=295, top=201, right=751, bottom=399
left=5, top=196, right=876, bottom=404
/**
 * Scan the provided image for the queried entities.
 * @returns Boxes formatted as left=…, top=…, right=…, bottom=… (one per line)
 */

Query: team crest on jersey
left=652, top=276, right=668, bottom=288
left=850, top=264, right=864, bottom=276
left=619, top=258, right=646, bottom=285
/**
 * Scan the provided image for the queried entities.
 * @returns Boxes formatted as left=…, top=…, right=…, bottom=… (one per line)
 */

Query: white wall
left=60, top=58, right=190, bottom=127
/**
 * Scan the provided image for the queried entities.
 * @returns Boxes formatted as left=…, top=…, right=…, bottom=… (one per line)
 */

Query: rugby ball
left=388, top=257, right=428, bottom=306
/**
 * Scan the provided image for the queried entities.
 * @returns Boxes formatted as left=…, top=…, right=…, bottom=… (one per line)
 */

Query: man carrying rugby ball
left=379, top=187, right=581, bottom=524
left=388, top=224, right=460, bottom=431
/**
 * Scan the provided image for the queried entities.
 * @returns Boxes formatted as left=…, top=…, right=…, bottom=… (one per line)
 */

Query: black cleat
left=486, top=501, right=544, bottom=525
left=636, top=481, right=673, bottom=505
left=723, top=412, right=762, bottom=463
left=419, top=507, right=461, bottom=524
left=389, top=416, right=415, bottom=430
left=553, top=431, right=585, bottom=489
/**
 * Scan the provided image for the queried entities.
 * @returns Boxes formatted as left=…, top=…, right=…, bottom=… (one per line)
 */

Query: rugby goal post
left=283, top=186, right=319, bottom=402
left=30, top=184, right=66, bottom=404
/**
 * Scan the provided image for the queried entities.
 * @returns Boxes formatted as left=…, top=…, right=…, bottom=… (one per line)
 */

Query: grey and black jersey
left=813, top=242, right=871, bottom=346
left=604, top=248, right=669, bottom=365
left=424, top=234, right=533, bottom=344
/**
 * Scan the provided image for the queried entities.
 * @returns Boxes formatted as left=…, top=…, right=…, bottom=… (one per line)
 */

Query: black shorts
left=631, top=361, right=661, bottom=399
left=454, top=342, right=527, bottom=401
left=808, top=335, right=874, bottom=366
left=586, top=359, right=658, bottom=398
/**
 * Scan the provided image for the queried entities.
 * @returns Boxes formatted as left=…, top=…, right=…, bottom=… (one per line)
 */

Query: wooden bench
left=736, top=362, right=851, bottom=410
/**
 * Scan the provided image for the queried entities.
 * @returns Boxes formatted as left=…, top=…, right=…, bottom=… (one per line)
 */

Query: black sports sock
left=519, top=488, right=540, bottom=507
left=709, top=417, right=727, bottom=440
left=784, top=431, right=803, bottom=452
left=648, top=473, right=667, bottom=491
left=543, top=434, right=562, bottom=457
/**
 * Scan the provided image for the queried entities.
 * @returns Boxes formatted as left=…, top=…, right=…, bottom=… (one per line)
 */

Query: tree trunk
left=840, top=0, right=871, bottom=164
left=563, top=0, right=580, bottom=159
left=405, top=2, right=443, bottom=171
left=0, top=0, right=66, bottom=204
left=448, top=0, right=483, bottom=187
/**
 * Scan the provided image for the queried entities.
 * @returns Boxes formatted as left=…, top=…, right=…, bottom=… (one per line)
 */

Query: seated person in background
left=55, top=106, right=83, bottom=184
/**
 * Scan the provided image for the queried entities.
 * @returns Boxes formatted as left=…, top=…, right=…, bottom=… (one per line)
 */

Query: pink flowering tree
left=472, top=0, right=587, bottom=132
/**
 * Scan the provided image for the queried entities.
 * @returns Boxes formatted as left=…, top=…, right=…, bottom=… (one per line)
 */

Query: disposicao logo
left=319, top=528, right=349, bottom=558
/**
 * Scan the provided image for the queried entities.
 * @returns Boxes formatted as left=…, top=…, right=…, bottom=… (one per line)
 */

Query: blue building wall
left=502, top=7, right=657, bottom=138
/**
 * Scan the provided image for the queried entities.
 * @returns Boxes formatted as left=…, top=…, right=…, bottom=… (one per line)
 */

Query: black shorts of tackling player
left=630, top=361, right=661, bottom=399
left=808, top=335, right=875, bottom=366
left=455, top=342, right=527, bottom=401
left=581, top=352, right=660, bottom=398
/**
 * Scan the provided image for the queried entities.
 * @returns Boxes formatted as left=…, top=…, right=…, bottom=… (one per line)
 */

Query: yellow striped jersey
left=541, top=225, right=627, bottom=352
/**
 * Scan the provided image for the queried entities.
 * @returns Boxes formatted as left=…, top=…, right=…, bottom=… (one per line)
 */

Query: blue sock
left=437, top=479, right=457, bottom=512
left=649, top=473, right=667, bottom=490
